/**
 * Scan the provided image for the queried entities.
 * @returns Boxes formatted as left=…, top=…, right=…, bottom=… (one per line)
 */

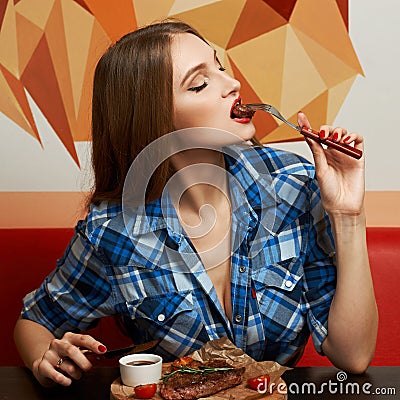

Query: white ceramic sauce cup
left=119, top=353, right=163, bottom=387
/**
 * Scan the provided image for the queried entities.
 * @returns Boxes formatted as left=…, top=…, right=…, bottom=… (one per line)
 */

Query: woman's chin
left=234, top=123, right=256, bottom=142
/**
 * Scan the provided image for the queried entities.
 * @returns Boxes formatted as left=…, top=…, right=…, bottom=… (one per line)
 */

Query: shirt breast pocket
left=128, top=290, right=193, bottom=324
left=125, top=290, right=206, bottom=343
left=252, top=257, right=305, bottom=342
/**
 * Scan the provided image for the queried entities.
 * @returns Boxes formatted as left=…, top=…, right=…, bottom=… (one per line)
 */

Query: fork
left=246, top=103, right=363, bottom=160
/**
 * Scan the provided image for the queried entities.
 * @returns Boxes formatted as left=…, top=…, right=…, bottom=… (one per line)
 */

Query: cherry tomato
left=134, top=383, right=157, bottom=399
left=247, top=374, right=271, bottom=391
left=171, top=356, right=193, bottom=370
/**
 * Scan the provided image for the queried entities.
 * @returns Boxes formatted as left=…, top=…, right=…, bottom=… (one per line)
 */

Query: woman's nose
left=222, top=74, right=241, bottom=97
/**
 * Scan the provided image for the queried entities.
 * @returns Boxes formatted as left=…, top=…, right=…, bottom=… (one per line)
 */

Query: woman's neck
left=169, top=149, right=228, bottom=214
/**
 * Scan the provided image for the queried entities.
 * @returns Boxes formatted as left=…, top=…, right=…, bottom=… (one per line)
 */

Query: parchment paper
left=110, top=337, right=291, bottom=400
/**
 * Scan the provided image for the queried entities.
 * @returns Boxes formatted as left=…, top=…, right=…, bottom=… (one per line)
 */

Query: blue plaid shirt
left=22, top=145, right=336, bottom=364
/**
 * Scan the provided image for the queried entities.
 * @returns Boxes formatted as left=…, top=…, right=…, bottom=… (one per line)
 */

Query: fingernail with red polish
left=98, top=345, right=107, bottom=353
left=344, top=136, right=352, bottom=143
left=332, top=132, right=339, bottom=142
left=319, top=130, right=326, bottom=139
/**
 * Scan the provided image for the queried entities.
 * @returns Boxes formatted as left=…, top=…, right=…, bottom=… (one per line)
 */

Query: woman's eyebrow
left=180, top=49, right=217, bottom=87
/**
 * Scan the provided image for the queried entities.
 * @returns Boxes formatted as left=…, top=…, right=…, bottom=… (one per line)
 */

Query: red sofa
left=1, top=227, right=399, bottom=366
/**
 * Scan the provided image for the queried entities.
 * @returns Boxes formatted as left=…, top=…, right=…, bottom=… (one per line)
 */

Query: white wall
left=0, top=94, right=92, bottom=192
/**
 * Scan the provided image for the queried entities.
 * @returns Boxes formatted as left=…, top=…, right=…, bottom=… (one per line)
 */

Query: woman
left=14, top=20, right=378, bottom=387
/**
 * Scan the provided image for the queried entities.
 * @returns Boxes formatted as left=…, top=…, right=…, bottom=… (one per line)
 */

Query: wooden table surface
left=0, top=366, right=398, bottom=399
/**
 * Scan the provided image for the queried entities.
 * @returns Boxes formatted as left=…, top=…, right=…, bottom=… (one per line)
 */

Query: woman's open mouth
left=230, top=98, right=255, bottom=121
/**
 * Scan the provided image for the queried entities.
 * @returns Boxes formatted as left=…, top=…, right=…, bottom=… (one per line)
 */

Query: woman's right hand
left=32, top=332, right=107, bottom=387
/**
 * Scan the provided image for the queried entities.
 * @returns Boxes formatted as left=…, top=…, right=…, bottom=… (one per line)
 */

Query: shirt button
left=235, top=314, right=242, bottom=323
left=157, top=314, right=166, bottom=322
left=239, top=265, right=246, bottom=273
left=285, top=280, right=293, bottom=288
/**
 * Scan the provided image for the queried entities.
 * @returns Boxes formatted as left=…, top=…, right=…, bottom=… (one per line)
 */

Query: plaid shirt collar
left=120, top=144, right=283, bottom=241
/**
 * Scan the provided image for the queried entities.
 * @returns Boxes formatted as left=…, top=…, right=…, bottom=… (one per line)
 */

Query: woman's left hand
left=298, top=112, right=365, bottom=216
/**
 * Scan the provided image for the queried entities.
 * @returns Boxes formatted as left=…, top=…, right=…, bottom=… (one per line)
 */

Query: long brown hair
left=89, top=20, right=260, bottom=207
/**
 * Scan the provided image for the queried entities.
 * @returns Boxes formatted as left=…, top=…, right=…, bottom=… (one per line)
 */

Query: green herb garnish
left=162, top=365, right=235, bottom=382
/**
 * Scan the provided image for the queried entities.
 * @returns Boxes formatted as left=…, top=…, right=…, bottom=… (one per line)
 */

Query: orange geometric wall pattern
left=0, top=0, right=362, bottom=166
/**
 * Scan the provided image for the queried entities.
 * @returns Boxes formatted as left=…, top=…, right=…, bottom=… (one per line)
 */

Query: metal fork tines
left=246, top=103, right=299, bottom=131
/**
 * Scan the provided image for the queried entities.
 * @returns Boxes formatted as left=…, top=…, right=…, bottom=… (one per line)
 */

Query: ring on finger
left=56, top=357, right=64, bottom=367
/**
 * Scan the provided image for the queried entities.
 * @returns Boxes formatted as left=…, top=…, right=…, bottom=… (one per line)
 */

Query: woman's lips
left=234, top=117, right=252, bottom=124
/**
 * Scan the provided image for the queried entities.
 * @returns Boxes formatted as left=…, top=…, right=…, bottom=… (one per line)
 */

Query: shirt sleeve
left=21, top=223, right=115, bottom=338
left=302, top=176, right=337, bottom=355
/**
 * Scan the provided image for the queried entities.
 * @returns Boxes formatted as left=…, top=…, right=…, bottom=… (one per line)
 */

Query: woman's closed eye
left=187, top=66, right=226, bottom=93
left=188, top=77, right=209, bottom=93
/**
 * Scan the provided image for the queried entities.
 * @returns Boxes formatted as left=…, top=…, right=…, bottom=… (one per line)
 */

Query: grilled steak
left=160, top=359, right=245, bottom=400
left=231, top=103, right=255, bottom=119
